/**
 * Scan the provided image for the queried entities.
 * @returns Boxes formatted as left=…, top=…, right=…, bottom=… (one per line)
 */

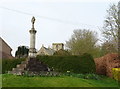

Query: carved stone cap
left=31, top=17, right=35, bottom=24
left=31, top=16, right=36, bottom=29
left=29, top=29, right=37, bottom=34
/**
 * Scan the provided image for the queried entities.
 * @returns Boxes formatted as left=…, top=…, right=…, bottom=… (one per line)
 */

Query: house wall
left=37, top=47, right=46, bottom=55
left=0, top=38, right=13, bottom=59
left=0, top=38, right=11, bottom=55
left=52, top=43, right=64, bottom=51
left=37, top=46, right=55, bottom=56
left=0, top=38, right=2, bottom=59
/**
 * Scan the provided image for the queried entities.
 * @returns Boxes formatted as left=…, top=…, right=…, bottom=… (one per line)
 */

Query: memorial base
left=8, top=58, right=49, bottom=75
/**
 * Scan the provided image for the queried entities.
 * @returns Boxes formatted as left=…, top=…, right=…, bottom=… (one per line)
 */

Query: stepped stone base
left=8, top=58, right=50, bottom=75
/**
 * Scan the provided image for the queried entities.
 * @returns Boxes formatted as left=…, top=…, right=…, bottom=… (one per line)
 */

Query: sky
left=0, top=0, right=119, bottom=56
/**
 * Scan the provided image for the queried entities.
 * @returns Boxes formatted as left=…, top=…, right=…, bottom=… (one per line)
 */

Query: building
left=37, top=43, right=64, bottom=56
left=37, top=45, right=55, bottom=56
left=0, top=37, right=13, bottom=59
left=52, top=43, right=64, bottom=51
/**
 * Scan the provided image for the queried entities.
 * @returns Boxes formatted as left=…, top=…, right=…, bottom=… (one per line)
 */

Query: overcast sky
left=0, top=0, right=119, bottom=56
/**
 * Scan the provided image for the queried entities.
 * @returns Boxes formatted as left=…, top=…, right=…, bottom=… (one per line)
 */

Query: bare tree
left=102, top=3, right=120, bottom=52
left=118, top=2, right=120, bottom=58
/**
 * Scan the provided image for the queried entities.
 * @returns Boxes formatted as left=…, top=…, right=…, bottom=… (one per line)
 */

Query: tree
left=118, top=2, right=120, bottom=58
left=15, top=46, right=29, bottom=58
left=66, top=29, right=99, bottom=57
left=101, top=41, right=117, bottom=55
left=102, top=4, right=119, bottom=51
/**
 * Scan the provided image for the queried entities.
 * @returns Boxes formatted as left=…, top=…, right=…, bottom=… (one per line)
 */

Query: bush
left=112, top=68, right=120, bottom=81
left=64, top=73, right=102, bottom=80
left=2, top=58, right=25, bottom=74
left=37, top=53, right=96, bottom=74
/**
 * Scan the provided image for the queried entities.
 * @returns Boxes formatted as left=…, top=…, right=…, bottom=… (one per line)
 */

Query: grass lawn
left=1, top=74, right=120, bottom=87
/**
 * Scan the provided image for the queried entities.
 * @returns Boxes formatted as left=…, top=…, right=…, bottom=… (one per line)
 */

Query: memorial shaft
left=29, top=16, right=37, bottom=58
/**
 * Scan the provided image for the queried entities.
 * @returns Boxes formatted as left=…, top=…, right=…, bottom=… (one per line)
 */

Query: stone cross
left=31, top=16, right=35, bottom=28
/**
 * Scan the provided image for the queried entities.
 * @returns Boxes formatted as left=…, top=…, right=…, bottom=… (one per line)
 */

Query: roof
left=45, top=47, right=55, bottom=55
left=37, top=45, right=55, bottom=55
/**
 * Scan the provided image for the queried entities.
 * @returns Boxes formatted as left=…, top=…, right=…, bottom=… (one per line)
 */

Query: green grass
left=1, top=74, right=119, bottom=87
left=0, top=74, right=2, bottom=88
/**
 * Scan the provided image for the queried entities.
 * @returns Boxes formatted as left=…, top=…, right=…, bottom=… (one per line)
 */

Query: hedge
left=53, top=49, right=71, bottom=55
left=2, top=58, right=25, bottom=74
left=37, top=53, right=96, bottom=74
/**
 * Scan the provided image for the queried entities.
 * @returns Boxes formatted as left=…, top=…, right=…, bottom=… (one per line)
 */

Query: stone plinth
left=8, top=58, right=49, bottom=75
left=26, top=58, right=48, bottom=72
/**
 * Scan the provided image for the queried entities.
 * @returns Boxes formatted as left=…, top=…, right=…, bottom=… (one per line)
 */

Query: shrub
left=64, top=73, right=102, bottom=80
left=23, top=71, right=61, bottom=77
left=37, top=53, right=96, bottom=74
left=112, top=68, right=120, bottom=81
left=2, top=58, right=25, bottom=74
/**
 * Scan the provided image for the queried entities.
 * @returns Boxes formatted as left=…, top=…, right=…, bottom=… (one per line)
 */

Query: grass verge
left=2, top=74, right=119, bottom=87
